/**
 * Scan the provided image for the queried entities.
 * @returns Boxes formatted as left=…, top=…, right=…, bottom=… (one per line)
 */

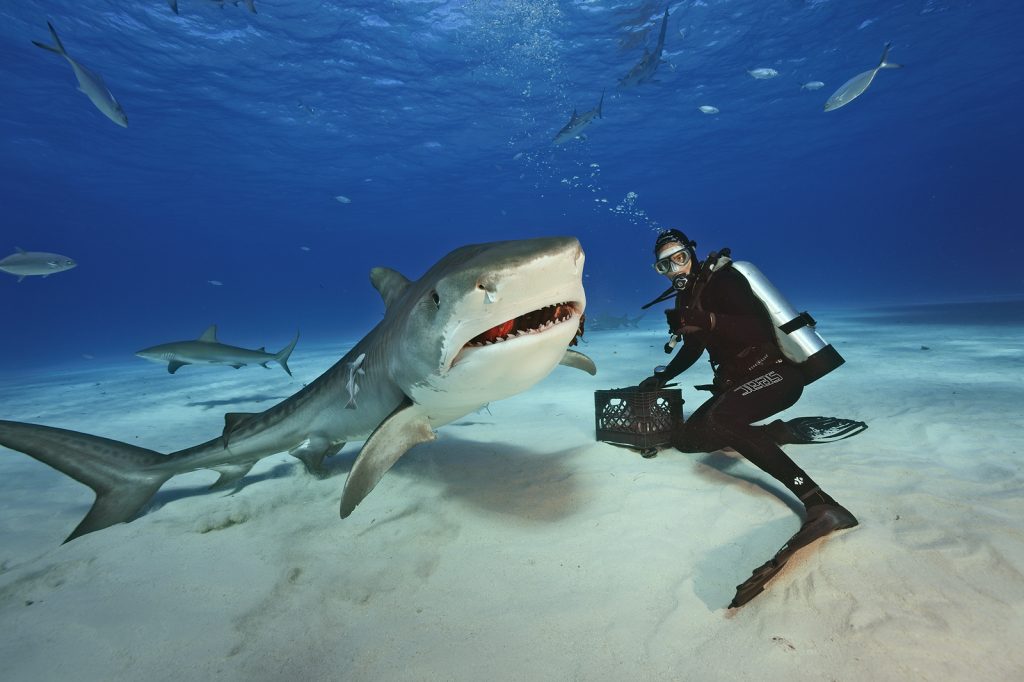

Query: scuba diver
left=638, top=229, right=863, bottom=607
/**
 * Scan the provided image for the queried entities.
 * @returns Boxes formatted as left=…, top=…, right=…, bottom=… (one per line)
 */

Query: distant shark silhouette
left=168, top=0, right=256, bottom=15
left=618, top=7, right=670, bottom=88
left=136, top=325, right=299, bottom=376
left=553, top=91, right=604, bottom=145
left=0, top=237, right=594, bottom=543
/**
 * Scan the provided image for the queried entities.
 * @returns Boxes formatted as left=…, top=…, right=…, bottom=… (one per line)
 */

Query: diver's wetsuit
left=661, top=263, right=834, bottom=507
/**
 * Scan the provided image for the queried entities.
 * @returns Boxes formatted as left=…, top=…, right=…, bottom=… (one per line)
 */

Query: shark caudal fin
left=274, top=332, right=300, bottom=376
left=0, top=420, right=171, bottom=542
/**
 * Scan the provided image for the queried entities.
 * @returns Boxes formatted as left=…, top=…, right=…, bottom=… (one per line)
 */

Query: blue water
left=1, top=0, right=1022, bottom=370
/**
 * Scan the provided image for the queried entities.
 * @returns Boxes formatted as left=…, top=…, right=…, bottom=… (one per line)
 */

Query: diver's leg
left=700, top=364, right=843, bottom=509
left=701, top=365, right=858, bottom=607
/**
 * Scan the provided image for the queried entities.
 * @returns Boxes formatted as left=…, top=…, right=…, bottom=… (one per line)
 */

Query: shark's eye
left=431, top=291, right=440, bottom=307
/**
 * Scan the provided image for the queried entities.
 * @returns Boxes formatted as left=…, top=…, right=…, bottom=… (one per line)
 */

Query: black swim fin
left=730, top=504, right=858, bottom=608
left=765, top=417, right=868, bottom=445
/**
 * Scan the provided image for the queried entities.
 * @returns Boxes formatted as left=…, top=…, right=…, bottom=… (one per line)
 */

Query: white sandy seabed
left=0, top=309, right=1022, bottom=681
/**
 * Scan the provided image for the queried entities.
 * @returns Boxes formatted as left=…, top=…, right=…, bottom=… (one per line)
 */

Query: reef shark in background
left=0, top=237, right=593, bottom=543
left=32, top=21, right=128, bottom=128
left=553, top=91, right=604, bottom=145
left=824, top=42, right=902, bottom=112
left=0, top=248, right=76, bottom=282
left=618, top=7, right=670, bottom=89
left=136, top=325, right=299, bottom=376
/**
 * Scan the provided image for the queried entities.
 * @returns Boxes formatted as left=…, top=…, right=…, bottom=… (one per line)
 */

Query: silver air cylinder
left=730, top=261, right=844, bottom=385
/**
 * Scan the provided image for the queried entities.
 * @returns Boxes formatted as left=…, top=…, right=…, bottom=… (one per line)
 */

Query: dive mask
left=653, top=247, right=691, bottom=274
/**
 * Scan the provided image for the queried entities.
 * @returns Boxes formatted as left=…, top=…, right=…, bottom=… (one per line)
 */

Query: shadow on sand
left=139, top=433, right=585, bottom=526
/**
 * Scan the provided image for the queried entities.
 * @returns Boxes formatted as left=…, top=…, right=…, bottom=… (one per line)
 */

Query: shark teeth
left=465, top=302, right=578, bottom=348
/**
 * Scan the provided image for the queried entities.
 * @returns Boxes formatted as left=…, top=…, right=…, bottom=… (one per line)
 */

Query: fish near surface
left=0, top=237, right=594, bottom=543
left=32, top=22, right=128, bottom=128
left=824, top=42, right=901, bottom=112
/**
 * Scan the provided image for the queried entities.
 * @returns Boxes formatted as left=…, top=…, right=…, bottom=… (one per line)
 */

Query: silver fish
left=748, top=68, right=779, bottom=79
left=32, top=22, right=128, bottom=128
left=801, top=80, right=825, bottom=91
left=0, top=247, right=76, bottom=282
left=824, top=43, right=901, bottom=112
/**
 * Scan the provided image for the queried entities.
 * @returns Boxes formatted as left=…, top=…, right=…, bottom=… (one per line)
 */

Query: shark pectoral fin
left=231, top=364, right=244, bottom=369
left=559, top=349, right=597, bottom=376
left=221, top=412, right=257, bottom=446
left=209, top=461, right=256, bottom=489
left=340, top=398, right=435, bottom=518
left=167, top=361, right=187, bottom=374
left=289, top=435, right=345, bottom=478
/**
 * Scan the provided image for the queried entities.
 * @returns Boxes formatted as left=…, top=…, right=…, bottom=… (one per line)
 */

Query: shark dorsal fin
left=198, top=325, right=218, bottom=343
left=221, top=412, right=257, bottom=446
left=370, top=267, right=411, bottom=309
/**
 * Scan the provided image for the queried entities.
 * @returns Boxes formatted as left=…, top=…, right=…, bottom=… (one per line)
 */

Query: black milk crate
left=594, top=388, right=684, bottom=454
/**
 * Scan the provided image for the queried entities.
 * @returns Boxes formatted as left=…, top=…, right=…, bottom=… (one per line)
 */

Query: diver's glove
left=638, top=366, right=670, bottom=391
left=638, top=375, right=663, bottom=391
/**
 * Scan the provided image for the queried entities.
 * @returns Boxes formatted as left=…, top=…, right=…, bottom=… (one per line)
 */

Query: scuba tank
left=728, top=261, right=845, bottom=385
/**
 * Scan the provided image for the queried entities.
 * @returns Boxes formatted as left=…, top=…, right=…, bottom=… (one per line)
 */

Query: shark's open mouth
left=464, top=302, right=581, bottom=348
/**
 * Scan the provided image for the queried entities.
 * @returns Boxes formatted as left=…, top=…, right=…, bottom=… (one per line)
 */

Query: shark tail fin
left=656, top=6, right=669, bottom=49
left=0, top=420, right=172, bottom=542
left=168, top=0, right=179, bottom=15
left=598, top=90, right=604, bottom=119
left=244, top=0, right=257, bottom=13
left=274, top=331, right=300, bottom=376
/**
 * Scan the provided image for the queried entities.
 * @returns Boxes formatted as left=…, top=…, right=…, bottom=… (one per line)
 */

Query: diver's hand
left=638, top=375, right=663, bottom=392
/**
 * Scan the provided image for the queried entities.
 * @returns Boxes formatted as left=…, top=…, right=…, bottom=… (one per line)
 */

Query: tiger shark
left=32, top=21, right=128, bottom=128
left=136, top=325, right=299, bottom=375
left=618, top=7, right=670, bottom=89
left=0, top=237, right=593, bottom=542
